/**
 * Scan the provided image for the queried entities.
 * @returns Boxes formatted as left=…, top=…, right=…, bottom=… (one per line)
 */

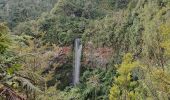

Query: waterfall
left=73, top=38, right=82, bottom=85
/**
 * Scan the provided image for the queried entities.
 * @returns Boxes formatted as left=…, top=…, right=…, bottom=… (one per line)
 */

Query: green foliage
left=109, top=53, right=139, bottom=100
left=7, top=64, right=22, bottom=75
left=0, top=0, right=57, bottom=28
left=22, top=0, right=134, bottom=46
left=0, top=23, right=11, bottom=54
left=160, top=20, right=170, bottom=58
left=0, top=24, right=42, bottom=99
left=37, top=0, right=112, bottom=45
left=1, top=0, right=170, bottom=99
left=63, top=68, right=115, bottom=100
left=39, top=15, right=88, bottom=45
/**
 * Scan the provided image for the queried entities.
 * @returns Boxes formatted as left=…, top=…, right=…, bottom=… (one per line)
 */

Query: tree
left=109, top=53, right=139, bottom=100
left=0, top=24, right=42, bottom=100
left=0, top=23, right=10, bottom=54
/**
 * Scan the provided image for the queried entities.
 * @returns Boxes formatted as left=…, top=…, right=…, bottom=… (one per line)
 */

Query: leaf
left=15, top=77, right=41, bottom=93
left=7, top=64, right=22, bottom=75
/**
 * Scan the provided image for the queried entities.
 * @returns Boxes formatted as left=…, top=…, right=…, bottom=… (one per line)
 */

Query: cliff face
left=43, top=44, right=113, bottom=72
left=83, top=42, right=113, bottom=69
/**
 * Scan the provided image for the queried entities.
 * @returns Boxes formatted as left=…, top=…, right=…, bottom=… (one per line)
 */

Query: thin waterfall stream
left=73, top=38, right=82, bottom=85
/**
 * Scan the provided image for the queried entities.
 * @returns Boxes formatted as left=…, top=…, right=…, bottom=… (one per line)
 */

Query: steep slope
left=0, top=0, right=57, bottom=28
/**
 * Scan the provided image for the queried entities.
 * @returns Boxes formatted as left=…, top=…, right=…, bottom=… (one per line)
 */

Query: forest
left=0, top=0, right=170, bottom=100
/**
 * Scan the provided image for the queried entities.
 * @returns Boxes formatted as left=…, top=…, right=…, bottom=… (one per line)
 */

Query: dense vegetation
left=0, top=0, right=170, bottom=100
left=0, top=0, right=57, bottom=28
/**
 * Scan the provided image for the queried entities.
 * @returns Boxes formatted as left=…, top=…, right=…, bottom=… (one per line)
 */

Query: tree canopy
left=0, top=0, right=170, bottom=100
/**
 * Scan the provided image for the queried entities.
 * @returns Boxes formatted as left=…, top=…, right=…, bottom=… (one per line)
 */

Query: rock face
left=42, top=44, right=113, bottom=74
left=83, top=42, right=113, bottom=69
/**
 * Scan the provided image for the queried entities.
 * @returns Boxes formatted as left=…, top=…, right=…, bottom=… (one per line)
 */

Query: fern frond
left=14, top=77, right=41, bottom=93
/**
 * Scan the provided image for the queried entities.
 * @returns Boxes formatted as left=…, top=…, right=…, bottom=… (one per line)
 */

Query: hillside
left=0, top=0, right=57, bottom=28
left=0, top=0, right=170, bottom=100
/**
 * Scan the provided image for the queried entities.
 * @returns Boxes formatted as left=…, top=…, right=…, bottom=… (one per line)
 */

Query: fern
left=14, top=77, right=41, bottom=93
